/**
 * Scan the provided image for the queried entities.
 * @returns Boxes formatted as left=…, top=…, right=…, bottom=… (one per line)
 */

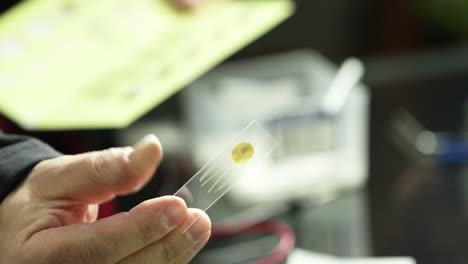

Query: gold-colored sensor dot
left=232, top=142, right=254, bottom=164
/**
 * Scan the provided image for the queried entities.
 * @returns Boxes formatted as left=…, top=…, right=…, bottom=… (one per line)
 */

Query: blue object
left=438, top=138, right=468, bottom=164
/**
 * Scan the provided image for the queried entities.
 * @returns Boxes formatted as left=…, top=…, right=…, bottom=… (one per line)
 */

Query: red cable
left=211, top=220, right=296, bottom=264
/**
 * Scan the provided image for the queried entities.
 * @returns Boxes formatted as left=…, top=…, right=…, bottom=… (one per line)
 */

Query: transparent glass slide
left=174, top=121, right=278, bottom=228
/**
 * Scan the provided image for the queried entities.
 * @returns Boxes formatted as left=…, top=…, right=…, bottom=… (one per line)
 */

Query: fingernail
left=133, top=134, right=160, bottom=152
left=162, top=200, right=186, bottom=229
left=129, top=134, right=163, bottom=162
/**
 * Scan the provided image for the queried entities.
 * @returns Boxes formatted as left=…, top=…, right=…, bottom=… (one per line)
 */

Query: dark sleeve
left=0, top=133, right=62, bottom=202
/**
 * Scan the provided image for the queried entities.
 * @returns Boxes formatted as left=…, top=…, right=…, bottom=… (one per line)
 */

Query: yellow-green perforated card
left=0, top=0, right=294, bottom=130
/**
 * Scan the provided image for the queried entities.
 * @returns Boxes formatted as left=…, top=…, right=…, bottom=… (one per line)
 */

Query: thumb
left=27, top=135, right=163, bottom=203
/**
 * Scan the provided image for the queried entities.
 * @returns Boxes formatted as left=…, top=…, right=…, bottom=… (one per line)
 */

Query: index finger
left=26, top=196, right=189, bottom=263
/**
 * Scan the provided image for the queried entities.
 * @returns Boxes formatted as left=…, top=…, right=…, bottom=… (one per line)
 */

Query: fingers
left=118, top=209, right=211, bottom=264
left=28, top=196, right=189, bottom=263
left=28, top=135, right=162, bottom=203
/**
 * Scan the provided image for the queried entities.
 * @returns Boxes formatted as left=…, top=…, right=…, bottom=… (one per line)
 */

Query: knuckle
left=88, top=148, right=132, bottom=187
left=86, top=155, right=108, bottom=186
left=160, top=234, right=189, bottom=263
left=133, top=216, right=159, bottom=246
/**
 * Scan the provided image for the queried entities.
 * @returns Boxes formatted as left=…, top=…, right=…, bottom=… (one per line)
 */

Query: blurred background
left=2, top=0, right=468, bottom=263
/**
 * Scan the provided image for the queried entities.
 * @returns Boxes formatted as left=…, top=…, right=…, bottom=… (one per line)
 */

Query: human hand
left=0, top=135, right=211, bottom=264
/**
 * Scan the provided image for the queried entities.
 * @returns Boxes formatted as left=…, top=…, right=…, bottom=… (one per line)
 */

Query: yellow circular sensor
left=232, top=142, right=254, bottom=164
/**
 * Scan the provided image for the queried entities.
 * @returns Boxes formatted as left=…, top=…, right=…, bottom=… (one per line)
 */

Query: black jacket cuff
left=0, top=134, right=61, bottom=201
